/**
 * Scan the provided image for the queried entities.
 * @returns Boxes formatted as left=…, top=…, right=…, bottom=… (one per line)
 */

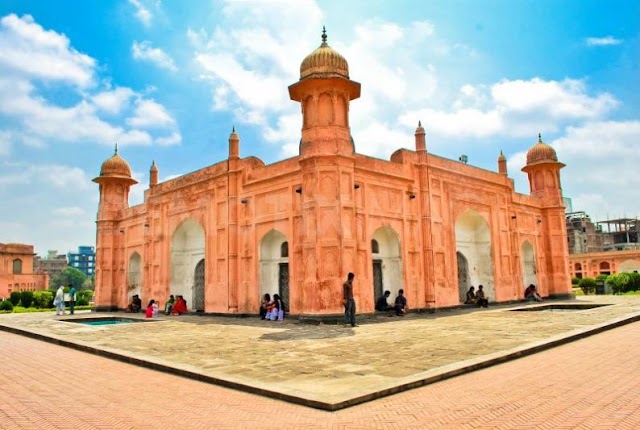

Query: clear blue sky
left=0, top=0, right=638, bottom=255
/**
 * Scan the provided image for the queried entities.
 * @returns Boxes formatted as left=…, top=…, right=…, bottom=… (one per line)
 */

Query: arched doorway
left=260, top=230, right=289, bottom=308
left=127, top=252, right=142, bottom=301
left=599, top=261, right=611, bottom=275
left=455, top=211, right=495, bottom=303
left=457, top=251, right=470, bottom=302
left=193, top=259, right=205, bottom=311
left=371, top=227, right=403, bottom=302
left=521, top=241, right=537, bottom=293
left=171, top=218, right=205, bottom=311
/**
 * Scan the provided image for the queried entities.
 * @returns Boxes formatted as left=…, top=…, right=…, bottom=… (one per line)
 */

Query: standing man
left=68, top=283, right=76, bottom=315
left=343, top=272, right=357, bottom=327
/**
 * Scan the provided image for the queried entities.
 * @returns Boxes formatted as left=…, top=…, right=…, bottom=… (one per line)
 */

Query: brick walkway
left=1, top=322, right=639, bottom=429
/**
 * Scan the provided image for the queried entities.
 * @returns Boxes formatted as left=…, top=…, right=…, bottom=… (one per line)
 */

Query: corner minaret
left=288, top=27, right=361, bottom=157
left=286, top=29, right=360, bottom=314
left=521, top=133, right=570, bottom=299
left=497, top=150, right=507, bottom=176
left=93, top=145, right=138, bottom=311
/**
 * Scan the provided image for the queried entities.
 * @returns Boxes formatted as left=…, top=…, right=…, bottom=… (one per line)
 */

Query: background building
left=67, top=246, right=96, bottom=278
left=34, top=250, right=68, bottom=280
left=0, top=243, right=49, bottom=298
left=566, top=213, right=640, bottom=278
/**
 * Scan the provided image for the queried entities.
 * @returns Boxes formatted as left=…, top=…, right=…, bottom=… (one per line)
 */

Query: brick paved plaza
left=1, top=296, right=640, bottom=428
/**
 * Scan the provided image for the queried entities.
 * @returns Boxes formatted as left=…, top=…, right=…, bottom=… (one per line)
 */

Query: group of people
left=259, top=293, right=285, bottom=321
left=375, top=289, right=408, bottom=316
left=125, top=294, right=188, bottom=317
left=54, top=284, right=77, bottom=316
left=464, top=285, right=489, bottom=307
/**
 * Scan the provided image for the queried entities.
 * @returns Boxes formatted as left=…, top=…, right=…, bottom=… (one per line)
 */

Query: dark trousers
left=69, top=300, right=75, bottom=315
left=344, top=299, right=356, bottom=326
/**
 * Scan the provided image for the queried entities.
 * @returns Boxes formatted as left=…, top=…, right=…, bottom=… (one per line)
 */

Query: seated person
left=267, top=294, right=284, bottom=321
left=152, top=300, right=159, bottom=317
left=464, top=286, right=477, bottom=304
left=126, top=294, right=142, bottom=313
left=375, top=291, right=394, bottom=312
left=394, top=289, right=408, bottom=316
left=145, top=299, right=156, bottom=318
left=171, top=295, right=187, bottom=315
left=476, top=285, right=489, bottom=308
left=524, top=284, right=543, bottom=302
left=165, top=295, right=175, bottom=315
left=260, top=293, right=271, bottom=320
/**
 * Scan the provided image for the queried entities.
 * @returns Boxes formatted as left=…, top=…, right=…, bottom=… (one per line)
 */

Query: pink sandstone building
left=0, top=243, right=49, bottom=299
left=93, top=31, right=572, bottom=315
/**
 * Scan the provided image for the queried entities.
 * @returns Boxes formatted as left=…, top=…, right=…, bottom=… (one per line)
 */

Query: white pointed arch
left=170, top=218, right=205, bottom=309
left=455, top=210, right=495, bottom=302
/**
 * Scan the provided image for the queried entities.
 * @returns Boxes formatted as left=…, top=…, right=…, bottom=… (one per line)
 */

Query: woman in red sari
left=171, top=295, right=187, bottom=315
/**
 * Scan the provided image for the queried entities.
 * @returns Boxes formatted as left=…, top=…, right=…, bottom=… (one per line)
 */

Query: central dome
left=300, top=27, right=349, bottom=80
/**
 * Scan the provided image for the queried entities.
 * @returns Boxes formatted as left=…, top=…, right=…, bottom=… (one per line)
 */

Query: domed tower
left=521, top=134, right=564, bottom=201
left=521, top=134, right=571, bottom=299
left=93, top=145, right=138, bottom=311
left=288, top=29, right=361, bottom=314
left=288, top=27, right=360, bottom=157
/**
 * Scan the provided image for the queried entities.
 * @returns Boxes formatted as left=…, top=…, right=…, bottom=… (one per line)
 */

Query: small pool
left=63, top=317, right=148, bottom=326
left=511, top=303, right=611, bottom=312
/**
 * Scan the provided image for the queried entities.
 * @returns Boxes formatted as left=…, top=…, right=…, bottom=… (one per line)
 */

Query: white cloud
left=0, top=163, right=90, bottom=189
left=398, top=78, right=618, bottom=140
left=129, top=0, right=153, bottom=27
left=92, top=87, right=135, bottom=114
left=156, top=132, right=182, bottom=146
left=52, top=206, right=86, bottom=217
left=127, top=99, right=176, bottom=128
left=0, top=14, right=95, bottom=87
left=132, top=41, right=177, bottom=71
left=0, top=78, right=153, bottom=146
left=586, top=36, right=623, bottom=46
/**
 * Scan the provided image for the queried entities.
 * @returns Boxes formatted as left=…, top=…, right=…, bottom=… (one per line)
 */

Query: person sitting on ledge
left=375, top=290, right=394, bottom=312
left=171, top=295, right=187, bottom=315
left=145, top=299, right=156, bottom=318
left=464, top=286, right=477, bottom=305
left=164, top=295, right=175, bottom=315
left=260, top=293, right=271, bottom=320
left=524, top=284, right=543, bottom=302
left=394, top=289, right=408, bottom=316
left=126, top=294, right=142, bottom=313
left=476, top=285, right=489, bottom=308
left=267, top=294, right=285, bottom=321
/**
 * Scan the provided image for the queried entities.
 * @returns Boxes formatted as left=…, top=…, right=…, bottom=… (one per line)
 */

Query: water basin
left=63, top=317, right=148, bottom=326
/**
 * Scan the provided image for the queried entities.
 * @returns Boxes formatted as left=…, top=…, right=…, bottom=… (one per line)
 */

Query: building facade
left=0, top=243, right=49, bottom=298
left=566, top=214, right=640, bottom=278
left=94, top=32, right=572, bottom=314
left=67, top=246, right=96, bottom=277
left=34, top=250, right=68, bottom=282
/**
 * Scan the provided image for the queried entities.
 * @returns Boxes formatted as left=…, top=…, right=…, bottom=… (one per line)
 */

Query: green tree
left=82, top=276, right=95, bottom=290
left=50, top=267, right=87, bottom=291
